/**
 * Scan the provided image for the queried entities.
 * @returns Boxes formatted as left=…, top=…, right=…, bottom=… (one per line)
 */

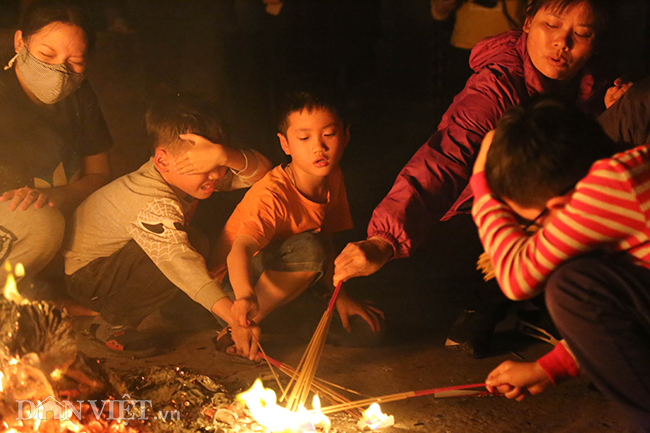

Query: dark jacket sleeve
left=598, top=77, right=650, bottom=149
left=367, top=66, right=523, bottom=258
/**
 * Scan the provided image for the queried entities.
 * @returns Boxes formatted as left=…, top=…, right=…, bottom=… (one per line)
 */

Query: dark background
left=1, top=0, right=650, bottom=337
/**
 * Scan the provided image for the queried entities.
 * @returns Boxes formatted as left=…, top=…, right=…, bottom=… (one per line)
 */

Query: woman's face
left=14, top=22, right=87, bottom=74
left=524, top=1, right=596, bottom=81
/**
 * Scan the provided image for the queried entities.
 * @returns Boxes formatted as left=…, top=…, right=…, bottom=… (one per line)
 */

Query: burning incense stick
left=248, top=330, right=285, bottom=396
left=319, top=383, right=496, bottom=414
left=263, top=354, right=364, bottom=419
left=281, top=282, right=343, bottom=412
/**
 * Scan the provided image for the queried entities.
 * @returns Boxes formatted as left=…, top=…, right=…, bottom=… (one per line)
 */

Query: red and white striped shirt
left=472, top=145, right=650, bottom=382
left=472, top=145, right=650, bottom=301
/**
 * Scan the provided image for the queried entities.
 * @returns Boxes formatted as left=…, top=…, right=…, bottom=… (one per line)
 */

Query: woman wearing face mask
left=0, top=0, right=112, bottom=293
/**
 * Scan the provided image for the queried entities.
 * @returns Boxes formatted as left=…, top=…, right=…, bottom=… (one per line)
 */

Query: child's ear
left=153, top=148, right=172, bottom=172
left=523, top=16, right=531, bottom=33
left=14, top=30, right=23, bottom=53
left=278, top=133, right=291, bottom=156
left=343, top=125, right=350, bottom=147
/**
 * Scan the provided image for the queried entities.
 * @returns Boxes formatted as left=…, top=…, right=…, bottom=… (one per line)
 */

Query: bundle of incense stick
left=263, top=354, right=364, bottom=419
left=319, top=383, right=494, bottom=415
left=281, top=282, right=344, bottom=412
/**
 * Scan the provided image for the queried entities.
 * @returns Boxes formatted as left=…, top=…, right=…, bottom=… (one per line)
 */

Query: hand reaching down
left=231, top=294, right=260, bottom=328
left=485, top=360, right=553, bottom=401
left=335, top=289, right=384, bottom=333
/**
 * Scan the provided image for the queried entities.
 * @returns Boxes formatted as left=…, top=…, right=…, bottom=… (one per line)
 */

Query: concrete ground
left=0, top=19, right=638, bottom=432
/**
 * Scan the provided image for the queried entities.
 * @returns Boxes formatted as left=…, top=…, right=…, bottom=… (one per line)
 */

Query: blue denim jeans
left=217, top=231, right=330, bottom=326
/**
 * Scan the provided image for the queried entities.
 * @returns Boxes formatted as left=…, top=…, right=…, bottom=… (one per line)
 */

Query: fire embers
left=0, top=299, right=77, bottom=376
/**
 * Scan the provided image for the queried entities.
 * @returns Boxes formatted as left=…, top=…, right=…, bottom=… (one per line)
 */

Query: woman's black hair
left=526, top=0, right=610, bottom=36
left=19, top=0, right=95, bottom=53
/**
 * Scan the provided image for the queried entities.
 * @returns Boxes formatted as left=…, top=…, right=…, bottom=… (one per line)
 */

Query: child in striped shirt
left=472, top=95, right=650, bottom=429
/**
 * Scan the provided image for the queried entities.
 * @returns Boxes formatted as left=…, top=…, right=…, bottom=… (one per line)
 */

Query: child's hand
left=0, top=187, right=55, bottom=211
left=230, top=322, right=262, bottom=361
left=231, top=294, right=260, bottom=328
left=335, top=290, right=384, bottom=333
left=604, top=78, right=633, bottom=109
left=176, top=133, right=230, bottom=174
left=485, top=360, right=552, bottom=401
left=473, top=130, right=495, bottom=175
left=333, top=237, right=394, bottom=286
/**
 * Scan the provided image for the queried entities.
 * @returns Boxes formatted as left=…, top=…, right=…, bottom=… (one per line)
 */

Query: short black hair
left=526, top=0, right=610, bottom=37
left=145, top=94, right=229, bottom=155
left=20, top=0, right=95, bottom=53
left=276, top=89, right=349, bottom=136
left=485, top=95, right=617, bottom=208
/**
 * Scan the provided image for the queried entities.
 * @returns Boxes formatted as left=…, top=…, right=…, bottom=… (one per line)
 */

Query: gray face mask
left=9, top=46, right=85, bottom=104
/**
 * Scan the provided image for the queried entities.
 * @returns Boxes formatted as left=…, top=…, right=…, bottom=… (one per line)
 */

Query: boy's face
left=524, top=1, right=596, bottom=81
left=278, top=108, right=349, bottom=179
left=503, top=195, right=571, bottom=229
left=154, top=148, right=228, bottom=199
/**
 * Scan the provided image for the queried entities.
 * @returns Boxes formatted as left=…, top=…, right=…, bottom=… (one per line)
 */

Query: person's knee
left=290, top=232, right=330, bottom=265
left=1, top=206, right=65, bottom=274
left=545, top=256, right=604, bottom=330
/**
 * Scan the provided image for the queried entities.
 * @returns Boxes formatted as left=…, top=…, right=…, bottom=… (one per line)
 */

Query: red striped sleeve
left=471, top=146, right=650, bottom=300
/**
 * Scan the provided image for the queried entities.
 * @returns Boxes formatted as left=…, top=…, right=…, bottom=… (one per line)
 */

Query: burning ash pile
left=0, top=269, right=352, bottom=433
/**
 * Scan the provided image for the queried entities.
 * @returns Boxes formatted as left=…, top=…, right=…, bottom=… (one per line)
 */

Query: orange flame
left=358, top=403, right=394, bottom=431
left=3, top=261, right=25, bottom=304
left=237, top=379, right=331, bottom=432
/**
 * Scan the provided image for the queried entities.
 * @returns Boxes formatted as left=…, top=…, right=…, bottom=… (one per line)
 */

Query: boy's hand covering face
left=175, top=133, right=229, bottom=175
left=473, top=130, right=495, bottom=175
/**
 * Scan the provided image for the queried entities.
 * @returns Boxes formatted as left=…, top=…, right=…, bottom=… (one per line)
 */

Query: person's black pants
left=545, top=255, right=650, bottom=431
left=66, top=240, right=190, bottom=327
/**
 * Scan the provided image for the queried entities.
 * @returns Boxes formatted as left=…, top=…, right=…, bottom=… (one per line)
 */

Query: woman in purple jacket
left=334, top=0, right=617, bottom=356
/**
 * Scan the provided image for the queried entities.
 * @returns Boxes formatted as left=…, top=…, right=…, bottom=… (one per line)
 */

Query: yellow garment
left=451, top=0, right=523, bottom=50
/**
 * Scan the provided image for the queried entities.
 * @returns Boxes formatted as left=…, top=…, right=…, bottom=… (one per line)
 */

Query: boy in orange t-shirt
left=210, top=91, right=384, bottom=361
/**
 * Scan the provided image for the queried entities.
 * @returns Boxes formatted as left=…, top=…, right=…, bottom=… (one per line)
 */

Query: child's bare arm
left=227, top=234, right=262, bottom=327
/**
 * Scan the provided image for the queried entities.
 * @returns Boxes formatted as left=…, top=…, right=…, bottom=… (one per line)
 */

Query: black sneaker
left=445, top=310, right=501, bottom=359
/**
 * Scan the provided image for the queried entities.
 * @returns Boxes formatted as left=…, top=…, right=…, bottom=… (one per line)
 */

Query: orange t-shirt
left=211, top=165, right=353, bottom=280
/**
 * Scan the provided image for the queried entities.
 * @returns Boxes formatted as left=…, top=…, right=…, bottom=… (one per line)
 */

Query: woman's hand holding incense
left=333, top=237, right=394, bottom=285
left=335, top=289, right=384, bottom=333
left=176, top=133, right=234, bottom=174
left=485, top=360, right=552, bottom=401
